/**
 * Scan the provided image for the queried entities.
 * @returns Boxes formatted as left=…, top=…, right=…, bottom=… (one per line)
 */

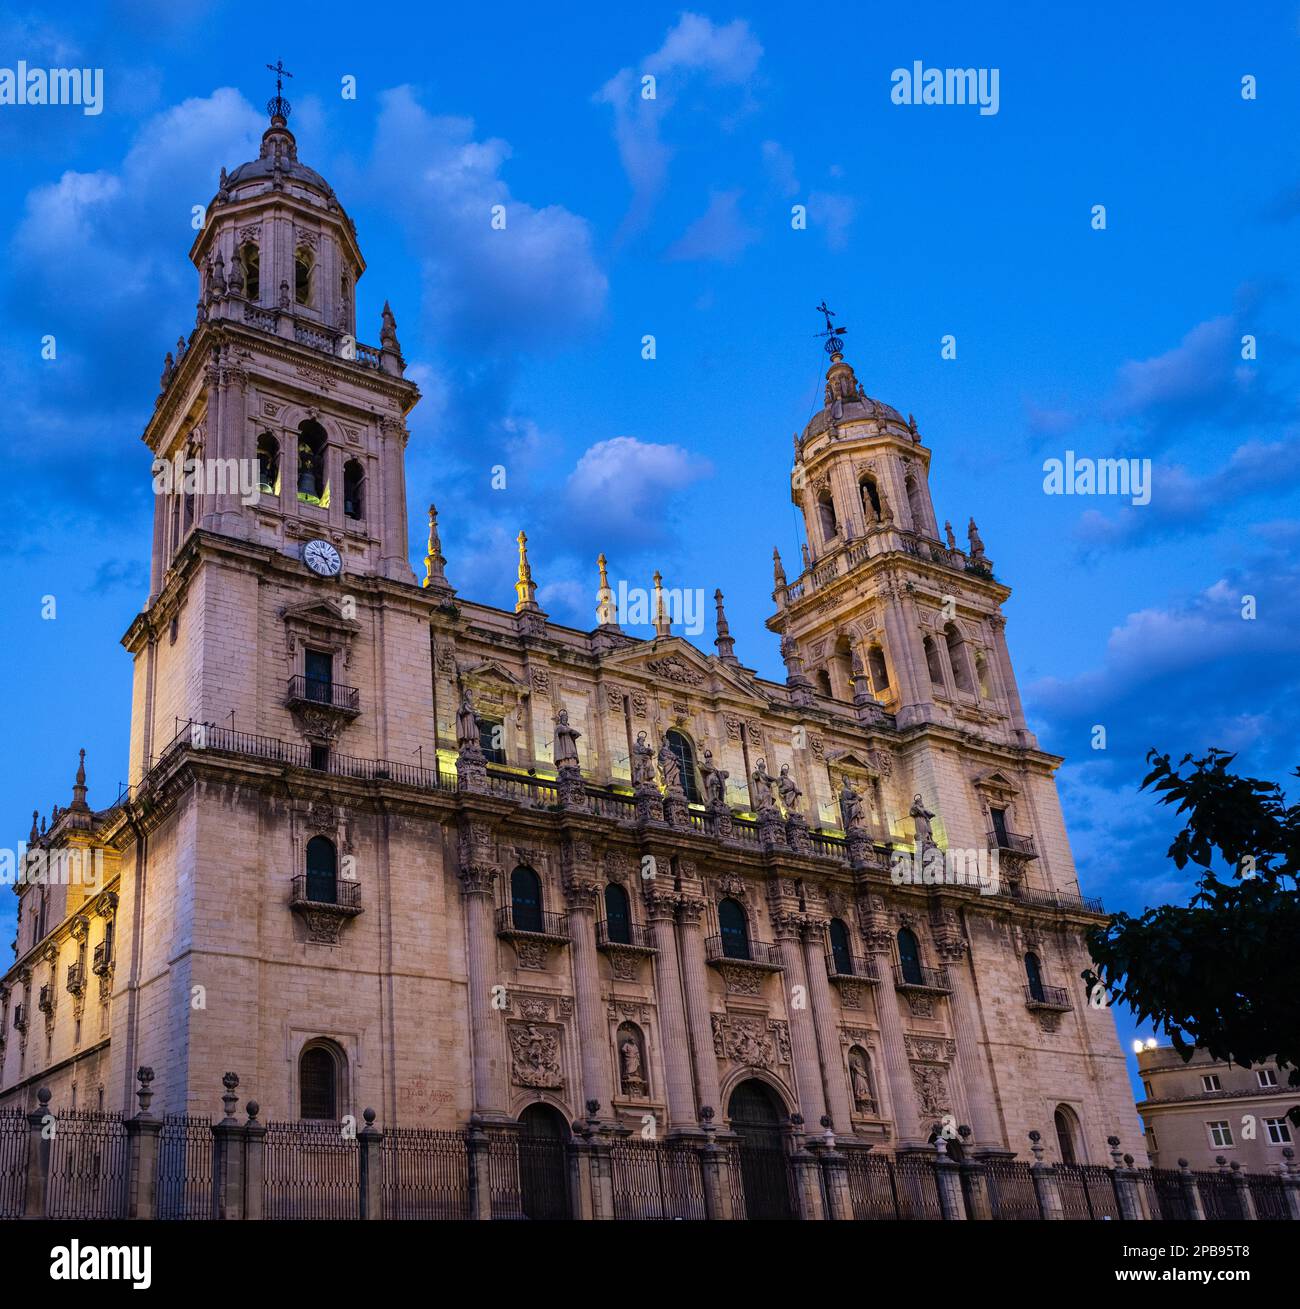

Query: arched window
left=829, top=917, right=854, bottom=976
left=905, top=473, right=926, bottom=533
left=860, top=474, right=882, bottom=522
left=718, top=897, right=750, bottom=961
left=297, top=420, right=328, bottom=505
left=945, top=623, right=973, bottom=692
left=829, top=635, right=854, bottom=700
left=897, top=927, right=923, bottom=986
left=305, top=836, right=337, bottom=904
left=814, top=668, right=832, bottom=697
left=924, top=636, right=946, bottom=689
left=816, top=491, right=838, bottom=543
left=240, top=243, right=260, bottom=300
left=295, top=247, right=313, bottom=306
left=343, top=459, right=365, bottom=520
left=256, top=433, right=280, bottom=496
left=511, top=865, right=543, bottom=934
left=299, top=1042, right=342, bottom=1120
left=1025, top=951, right=1045, bottom=1003
left=664, top=729, right=702, bottom=805
left=1054, top=1105, right=1079, bottom=1165
left=604, top=882, right=631, bottom=945
left=867, top=644, right=890, bottom=693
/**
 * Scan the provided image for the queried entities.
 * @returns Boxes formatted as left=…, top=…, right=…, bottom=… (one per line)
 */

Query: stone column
left=1028, top=1131, right=1064, bottom=1220
left=675, top=897, right=722, bottom=1118
left=458, top=820, right=508, bottom=1118
left=1280, top=1149, right=1300, bottom=1220
left=881, top=588, right=925, bottom=718
left=358, top=1107, right=383, bottom=1220
left=934, top=931, right=1004, bottom=1152
left=772, top=913, right=828, bottom=1128
left=564, top=877, right=615, bottom=1115
left=800, top=921, right=854, bottom=1134
left=1227, top=1159, right=1257, bottom=1220
left=23, top=1087, right=53, bottom=1219
left=859, top=901, right=922, bottom=1145
left=242, top=1100, right=265, bottom=1220
left=698, top=1117, right=736, bottom=1220
left=933, top=1145, right=967, bottom=1220
left=378, top=416, right=414, bottom=582
left=1177, top=1157, right=1206, bottom=1220
left=644, top=888, right=697, bottom=1130
left=1107, top=1137, right=1145, bottom=1221
left=988, top=614, right=1029, bottom=740
left=817, top=1144, right=854, bottom=1220
left=465, top=1117, right=493, bottom=1220
left=212, top=1074, right=246, bottom=1221
left=125, top=1066, right=161, bottom=1220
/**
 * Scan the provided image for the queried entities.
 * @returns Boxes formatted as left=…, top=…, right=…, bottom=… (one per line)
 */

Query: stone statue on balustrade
left=553, top=708, right=581, bottom=768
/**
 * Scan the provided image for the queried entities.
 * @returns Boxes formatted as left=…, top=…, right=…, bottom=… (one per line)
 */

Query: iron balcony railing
left=1006, top=885, right=1105, bottom=915
left=988, top=828, right=1037, bottom=857
left=66, top=962, right=85, bottom=995
left=825, top=953, right=880, bottom=983
left=290, top=874, right=362, bottom=909
left=893, top=963, right=951, bottom=993
left=92, top=942, right=111, bottom=975
left=37, top=985, right=52, bottom=1013
left=286, top=676, right=360, bottom=713
left=495, top=906, right=571, bottom=941
left=1024, top=983, right=1073, bottom=1011
left=703, top=935, right=784, bottom=969
left=595, top=920, right=655, bottom=951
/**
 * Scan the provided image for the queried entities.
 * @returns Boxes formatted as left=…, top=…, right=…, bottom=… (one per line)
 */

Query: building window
left=1258, top=1068, right=1278, bottom=1088
left=923, top=636, right=945, bottom=689
left=305, top=836, right=338, bottom=904
left=1207, top=1120, right=1233, bottom=1148
left=1024, top=951, right=1046, bottom=1003
left=305, top=648, right=333, bottom=702
left=816, top=490, right=838, bottom=542
left=664, top=729, right=702, bottom=805
left=295, top=248, right=313, bottom=306
left=256, top=433, right=280, bottom=496
left=814, top=668, right=832, bottom=697
left=1265, top=1118, right=1292, bottom=1145
left=990, top=807, right=1010, bottom=847
left=718, top=898, right=750, bottom=961
left=478, top=719, right=506, bottom=764
left=1054, top=1105, right=1080, bottom=1165
left=511, top=866, right=543, bottom=934
left=1201, top=1074, right=1222, bottom=1093
left=944, top=623, right=973, bottom=693
left=604, top=883, right=631, bottom=946
left=299, top=1042, right=342, bottom=1120
left=343, top=459, right=365, bottom=520
left=240, top=243, right=260, bottom=300
left=897, top=927, right=923, bottom=986
left=905, top=473, right=926, bottom=532
left=297, top=420, right=328, bottom=505
left=860, top=474, right=882, bottom=522
left=829, top=917, right=854, bottom=976
left=866, top=644, right=890, bottom=693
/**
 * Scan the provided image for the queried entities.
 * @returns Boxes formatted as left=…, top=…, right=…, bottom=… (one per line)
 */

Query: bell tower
left=767, top=307, right=1032, bottom=747
left=143, top=62, right=418, bottom=603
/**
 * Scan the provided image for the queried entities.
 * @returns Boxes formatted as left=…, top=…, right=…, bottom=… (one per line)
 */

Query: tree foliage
left=1085, top=749, right=1300, bottom=1116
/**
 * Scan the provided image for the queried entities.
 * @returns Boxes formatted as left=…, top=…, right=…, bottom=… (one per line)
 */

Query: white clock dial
left=302, top=539, right=342, bottom=577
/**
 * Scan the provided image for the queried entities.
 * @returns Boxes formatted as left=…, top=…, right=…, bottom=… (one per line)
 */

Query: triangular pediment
left=460, top=659, right=526, bottom=690
left=280, top=599, right=360, bottom=633
left=972, top=768, right=1020, bottom=796
left=599, top=636, right=768, bottom=702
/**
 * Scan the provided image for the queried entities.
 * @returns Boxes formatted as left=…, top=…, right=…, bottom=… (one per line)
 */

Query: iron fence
left=609, top=1137, right=706, bottom=1219
left=843, top=1149, right=901, bottom=1219
left=892, top=1152, right=946, bottom=1219
left=1136, top=1167, right=1192, bottom=1220
left=982, top=1158, right=1041, bottom=1220
left=0, top=1107, right=28, bottom=1219
left=1246, top=1172, right=1290, bottom=1221
left=1056, top=1163, right=1121, bottom=1219
left=379, top=1126, right=471, bottom=1219
left=155, top=1114, right=214, bottom=1220
left=46, top=1110, right=129, bottom=1219
left=1196, top=1170, right=1245, bottom=1220
left=263, top=1120, right=360, bottom=1220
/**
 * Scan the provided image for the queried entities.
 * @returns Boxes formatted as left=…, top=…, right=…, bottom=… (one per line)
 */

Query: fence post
left=357, top=1107, right=382, bottom=1220
left=125, top=1067, right=162, bottom=1220
left=1223, top=1158, right=1257, bottom=1220
left=933, top=1139, right=967, bottom=1221
left=1177, top=1158, right=1206, bottom=1220
left=957, top=1125, right=991, bottom=1219
left=465, top=1116, right=493, bottom=1220
left=698, top=1110, right=734, bottom=1220
left=212, top=1073, right=245, bottom=1220
left=787, top=1116, right=825, bottom=1220
left=242, top=1100, right=264, bottom=1220
left=22, top=1086, right=53, bottom=1219
left=816, top=1139, right=854, bottom=1221
left=1281, top=1149, right=1300, bottom=1220
left=1107, top=1136, right=1145, bottom=1221
left=1028, top=1130, right=1064, bottom=1220
left=579, top=1102, right=614, bottom=1220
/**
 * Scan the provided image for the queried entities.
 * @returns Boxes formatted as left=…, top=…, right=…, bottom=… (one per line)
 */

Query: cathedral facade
left=0, top=102, right=1143, bottom=1172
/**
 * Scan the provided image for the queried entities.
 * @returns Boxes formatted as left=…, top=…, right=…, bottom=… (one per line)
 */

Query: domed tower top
left=189, top=61, right=365, bottom=340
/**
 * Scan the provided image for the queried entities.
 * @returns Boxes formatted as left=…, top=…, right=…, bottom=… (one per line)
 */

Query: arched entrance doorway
left=517, top=1102, right=571, bottom=1220
left=727, top=1079, right=795, bottom=1219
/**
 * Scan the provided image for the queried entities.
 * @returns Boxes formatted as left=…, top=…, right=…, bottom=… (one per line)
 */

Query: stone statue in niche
left=657, top=737, right=682, bottom=792
left=910, top=794, right=936, bottom=848
left=849, top=1048, right=875, bottom=1111
left=777, top=764, right=803, bottom=815
left=554, top=708, right=581, bottom=767
left=701, top=749, right=728, bottom=805
left=617, top=1023, right=647, bottom=1098
left=631, top=731, right=656, bottom=787
left=456, top=689, right=480, bottom=751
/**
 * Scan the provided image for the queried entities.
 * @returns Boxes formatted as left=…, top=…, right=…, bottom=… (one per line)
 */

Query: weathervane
left=266, top=59, right=294, bottom=122
left=814, top=300, right=847, bottom=357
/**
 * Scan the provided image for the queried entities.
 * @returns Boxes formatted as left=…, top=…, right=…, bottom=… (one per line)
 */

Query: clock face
left=302, top=539, right=342, bottom=577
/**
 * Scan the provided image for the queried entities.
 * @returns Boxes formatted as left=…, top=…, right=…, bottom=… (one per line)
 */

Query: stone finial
left=1177, top=1158, right=1190, bottom=1171
left=160, top=351, right=175, bottom=392
left=944, top=520, right=956, bottom=551
left=221, top=1071, right=240, bottom=1120
left=713, top=589, right=737, bottom=664
left=380, top=300, right=402, bottom=354
left=210, top=250, right=226, bottom=297
left=226, top=245, right=244, bottom=295
left=29, top=810, right=38, bottom=844
left=1108, top=1135, right=1124, bottom=1167
left=37, top=1086, right=51, bottom=1109
left=514, top=531, right=539, bottom=613
left=967, top=516, right=986, bottom=561
left=136, top=1066, right=155, bottom=1116
left=595, top=553, right=619, bottom=629
left=772, top=547, right=787, bottom=589
left=652, top=570, right=670, bottom=638
left=422, top=504, right=448, bottom=590
left=247, top=1100, right=261, bottom=1123
left=1028, top=1129, right=1044, bottom=1164
left=70, top=748, right=89, bottom=812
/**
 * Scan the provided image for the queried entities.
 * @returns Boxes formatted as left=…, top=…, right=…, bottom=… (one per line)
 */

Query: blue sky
left=2, top=1, right=1298, bottom=1104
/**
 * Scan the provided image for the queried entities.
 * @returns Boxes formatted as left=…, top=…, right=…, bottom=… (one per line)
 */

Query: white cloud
left=565, top=436, right=712, bottom=527
left=666, top=189, right=757, bottom=263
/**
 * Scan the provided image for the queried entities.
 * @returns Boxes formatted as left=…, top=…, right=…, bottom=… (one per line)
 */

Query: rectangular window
left=479, top=719, right=506, bottom=765
left=990, top=807, right=1009, bottom=846
left=1258, top=1068, right=1278, bottom=1088
left=310, top=743, right=331, bottom=771
left=1207, top=1121, right=1233, bottom=1148
left=1265, top=1118, right=1291, bottom=1144
left=1201, top=1074, right=1221, bottom=1093
left=305, top=649, right=333, bottom=702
